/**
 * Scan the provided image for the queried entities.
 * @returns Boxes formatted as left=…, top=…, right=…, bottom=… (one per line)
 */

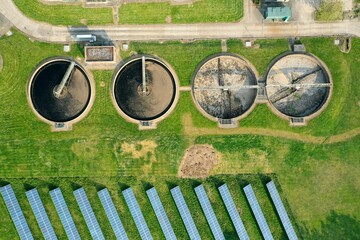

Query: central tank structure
left=192, top=53, right=258, bottom=126
left=28, top=57, right=94, bottom=128
left=265, top=53, right=332, bottom=123
left=112, top=55, right=179, bottom=127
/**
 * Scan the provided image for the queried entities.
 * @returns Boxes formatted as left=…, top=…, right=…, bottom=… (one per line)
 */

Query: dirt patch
left=121, top=140, right=157, bottom=159
left=80, top=19, right=88, bottom=25
left=121, top=140, right=157, bottom=175
left=166, top=15, right=172, bottom=23
left=178, top=144, right=220, bottom=178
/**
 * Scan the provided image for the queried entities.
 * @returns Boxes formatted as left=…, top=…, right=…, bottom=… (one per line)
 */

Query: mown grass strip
left=119, top=0, right=243, bottom=24
left=13, top=0, right=113, bottom=25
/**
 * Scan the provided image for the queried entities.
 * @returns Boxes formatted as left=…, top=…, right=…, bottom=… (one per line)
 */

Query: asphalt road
left=0, top=0, right=359, bottom=43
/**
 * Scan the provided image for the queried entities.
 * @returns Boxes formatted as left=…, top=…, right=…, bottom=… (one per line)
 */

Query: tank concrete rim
left=111, top=55, right=180, bottom=125
left=27, top=57, right=96, bottom=126
left=191, top=53, right=259, bottom=123
left=265, top=52, right=333, bottom=121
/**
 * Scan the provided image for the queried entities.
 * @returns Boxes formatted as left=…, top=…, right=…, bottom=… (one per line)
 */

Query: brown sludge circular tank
left=266, top=53, right=332, bottom=119
left=192, top=54, right=258, bottom=121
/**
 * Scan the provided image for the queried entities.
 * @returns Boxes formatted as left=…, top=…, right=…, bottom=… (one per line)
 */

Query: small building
left=265, top=7, right=292, bottom=22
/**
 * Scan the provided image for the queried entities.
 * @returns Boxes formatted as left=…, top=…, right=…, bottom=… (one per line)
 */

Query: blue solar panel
left=122, top=188, right=153, bottom=240
left=266, top=181, right=298, bottom=240
left=146, top=187, right=176, bottom=240
left=49, top=188, right=81, bottom=240
left=194, top=185, right=225, bottom=240
left=26, top=188, right=57, bottom=240
left=74, top=188, right=104, bottom=240
left=218, top=184, right=249, bottom=240
left=0, top=184, right=34, bottom=240
left=97, top=188, right=128, bottom=240
left=243, top=184, right=273, bottom=240
left=170, top=186, right=200, bottom=240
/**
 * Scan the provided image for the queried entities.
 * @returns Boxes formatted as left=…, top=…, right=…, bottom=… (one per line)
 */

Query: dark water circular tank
left=29, top=58, right=92, bottom=122
left=265, top=53, right=331, bottom=118
left=112, top=56, right=177, bottom=121
left=192, top=54, right=258, bottom=120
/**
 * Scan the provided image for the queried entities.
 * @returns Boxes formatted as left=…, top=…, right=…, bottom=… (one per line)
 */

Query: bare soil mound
left=178, top=144, right=220, bottom=178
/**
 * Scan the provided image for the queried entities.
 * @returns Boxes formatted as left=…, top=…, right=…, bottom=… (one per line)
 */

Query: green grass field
left=13, top=0, right=113, bottom=25
left=13, top=0, right=243, bottom=25
left=0, top=31, right=359, bottom=239
left=119, top=0, right=243, bottom=24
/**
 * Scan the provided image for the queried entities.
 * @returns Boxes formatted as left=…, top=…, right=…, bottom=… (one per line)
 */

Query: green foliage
left=316, top=0, right=343, bottom=21
left=303, top=211, right=360, bottom=239
left=119, top=0, right=243, bottom=24
left=13, top=0, right=113, bottom=25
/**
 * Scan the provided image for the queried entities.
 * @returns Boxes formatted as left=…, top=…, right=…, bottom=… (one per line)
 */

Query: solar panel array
left=98, top=188, right=128, bottom=240
left=74, top=187, right=105, bottom=240
left=218, top=184, right=249, bottom=240
left=170, top=186, right=200, bottom=240
left=243, top=184, right=274, bottom=240
left=194, top=185, right=225, bottom=240
left=50, top=188, right=81, bottom=240
left=146, top=187, right=176, bottom=240
left=122, top=188, right=153, bottom=240
left=26, top=189, right=57, bottom=240
left=266, top=181, right=298, bottom=240
left=0, top=184, right=34, bottom=240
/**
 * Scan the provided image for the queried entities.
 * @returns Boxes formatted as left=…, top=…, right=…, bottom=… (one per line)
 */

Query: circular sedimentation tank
left=28, top=58, right=94, bottom=123
left=266, top=53, right=332, bottom=119
left=112, top=55, right=178, bottom=123
left=192, top=54, right=258, bottom=121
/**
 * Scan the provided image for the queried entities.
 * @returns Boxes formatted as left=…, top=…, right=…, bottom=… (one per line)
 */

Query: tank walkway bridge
left=0, top=0, right=359, bottom=43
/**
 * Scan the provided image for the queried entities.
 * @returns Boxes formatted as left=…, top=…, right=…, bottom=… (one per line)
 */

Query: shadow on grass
left=0, top=180, right=10, bottom=187
left=165, top=181, right=177, bottom=190
left=95, top=182, right=106, bottom=192
left=48, top=183, right=59, bottom=191
left=141, top=181, right=153, bottom=191
left=118, top=182, right=130, bottom=192
left=208, top=176, right=226, bottom=188
left=23, top=183, right=35, bottom=191
left=70, top=182, right=82, bottom=191
left=302, top=211, right=360, bottom=239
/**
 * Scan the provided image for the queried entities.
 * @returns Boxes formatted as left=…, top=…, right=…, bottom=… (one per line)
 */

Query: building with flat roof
left=266, top=7, right=292, bottom=22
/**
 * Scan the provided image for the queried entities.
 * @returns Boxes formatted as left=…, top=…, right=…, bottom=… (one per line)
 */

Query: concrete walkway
left=0, top=0, right=359, bottom=43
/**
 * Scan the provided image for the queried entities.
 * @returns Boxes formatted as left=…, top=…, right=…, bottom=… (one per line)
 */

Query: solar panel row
left=218, top=184, right=249, bottom=240
left=98, top=188, right=128, bottom=240
left=50, top=188, right=81, bottom=240
left=243, top=184, right=274, bottom=240
left=266, top=181, right=298, bottom=240
left=2, top=181, right=291, bottom=240
left=74, top=187, right=105, bottom=240
left=122, top=188, right=153, bottom=240
left=26, top=188, right=57, bottom=240
left=0, top=184, right=34, bottom=240
left=170, top=186, right=200, bottom=240
left=194, top=185, right=225, bottom=240
left=146, top=187, right=176, bottom=240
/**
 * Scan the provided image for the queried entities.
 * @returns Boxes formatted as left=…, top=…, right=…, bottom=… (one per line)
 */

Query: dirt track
left=182, top=114, right=360, bottom=144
